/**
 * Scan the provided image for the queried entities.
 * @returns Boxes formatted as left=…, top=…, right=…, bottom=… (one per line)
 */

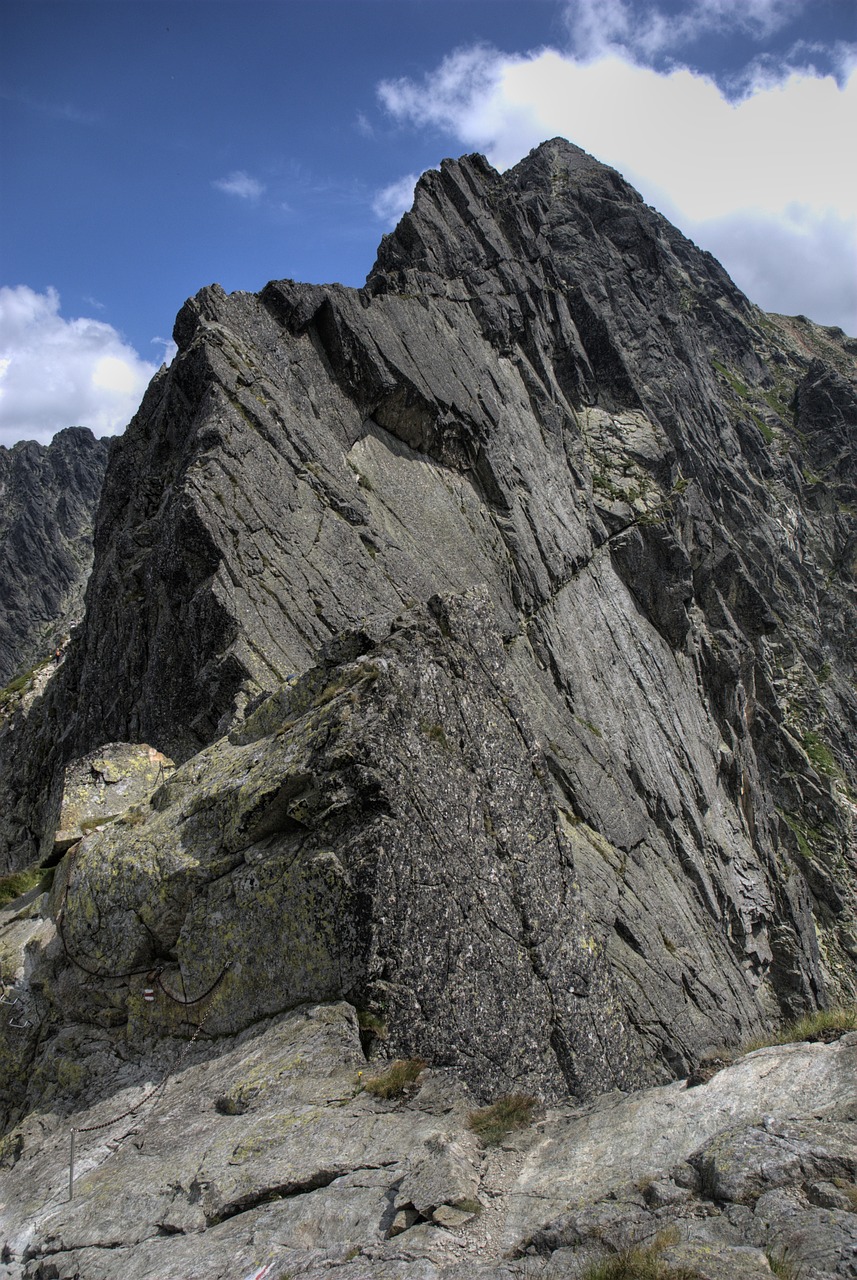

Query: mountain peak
left=0, top=146, right=855, bottom=1278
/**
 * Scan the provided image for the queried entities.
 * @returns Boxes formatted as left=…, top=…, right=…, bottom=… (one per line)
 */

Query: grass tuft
left=741, top=1005, right=857, bottom=1053
left=579, top=1230, right=695, bottom=1280
left=362, top=1058, right=426, bottom=1099
left=468, top=1094, right=536, bottom=1146
left=0, top=864, right=52, bottom=908
left=766, top=1248, right=802, bottom=1279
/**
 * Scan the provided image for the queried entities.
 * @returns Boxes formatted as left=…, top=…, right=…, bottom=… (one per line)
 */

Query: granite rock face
left=0, top=139, right=855, bottom=1273
left=0, top=428, right=109, bottom=686
left=50, top=742, right=175, bottom=857
left=0, top=592, right=643, bottom=1121
left=0, top=968, right=853, bottom=1280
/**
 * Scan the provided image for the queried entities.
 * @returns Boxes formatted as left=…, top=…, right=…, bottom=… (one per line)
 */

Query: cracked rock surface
left=0, top=136, right=856, bottom=1277
left=0, top=999, right=853, bottom=1279
left=0, top=428, right=109, bottom=687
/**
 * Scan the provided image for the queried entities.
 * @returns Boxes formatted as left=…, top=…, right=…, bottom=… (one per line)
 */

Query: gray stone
left=1, top=147, right=854, bottom=1097
left=0, top=428, right=108, bottom=688
left=0, top=135, right=856, bottom=1280
left=658, top=1242, right=774, bottom=1280
left=642, top=1178, right=692, bottom=1208
left=431, top=1205, right=476, bottom=1230
left=753, top=1187, right=857, bottom=1278
left=692, top=1116, right=857, bottom=1204
left=50, top=742, right=175, bottom=855
left=390, top=1207, right=422, bottom=1236
left=0, top=1023, right=854, bottom=1279
left=807, top=1180, right=857, bottom=1212
left=397, top=1134, right=481, bottom=1219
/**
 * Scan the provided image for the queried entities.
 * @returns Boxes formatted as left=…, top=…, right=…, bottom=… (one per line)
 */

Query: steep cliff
left=0, top=427, right=109, bottom=686
left=0, top=139, right=855, bottom=1138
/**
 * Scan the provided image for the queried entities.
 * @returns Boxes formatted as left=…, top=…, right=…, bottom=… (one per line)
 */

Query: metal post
left=69, top=1130, right=75, bottom=1201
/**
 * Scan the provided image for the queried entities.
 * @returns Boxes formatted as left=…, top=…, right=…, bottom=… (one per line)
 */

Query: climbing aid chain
left=48, top=841, right=235, bottom=1200
left=67, top=958, right=232, bottom=1200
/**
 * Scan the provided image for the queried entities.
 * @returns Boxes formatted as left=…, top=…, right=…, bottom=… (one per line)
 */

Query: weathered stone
left=1, top=592, right=645, bottom=1108
left=691, top=1116, right=857, bottom=1205
left=1, top=1024, right=852, bottom=1279
left=397, top=1134, right=481, bottom=1219
left=0, top=428, right=109, bottom=688
left=431, top=1205, right=476, bottom=1230
left=0, top=135, right=856, bottom=1280
left=641, top=1178, right=692, bottom=1208
left=752, top=1187, right=857, bottom=1278
left=807, top=1180, right=857, bottom=1212
left=389, top=1207, right=422, bottom=1236
left=1, top=144, right=855, bottom=1091
left=50, top=742, right=175, bottom=856
left=657, top=1241, right=774, bottom=1280
left=511, top=1035, right=856, bottom=1258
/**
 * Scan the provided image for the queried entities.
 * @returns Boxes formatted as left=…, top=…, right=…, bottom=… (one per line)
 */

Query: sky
left=1, top=0, right=855, bottom=448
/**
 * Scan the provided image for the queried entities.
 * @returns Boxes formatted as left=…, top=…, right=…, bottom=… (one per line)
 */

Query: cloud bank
left=376, top=12, right=857, bottom=332
left=0, top=286, right=159, bottom=448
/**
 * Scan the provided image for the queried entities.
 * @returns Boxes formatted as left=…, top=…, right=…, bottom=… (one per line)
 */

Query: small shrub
left=363, top=1058, right=426, bottom=1099
left=801, top=730, right=840, bottom=778
left=468, top=1094, right=536, bottom=1146
left=455, top=1196, right=483, bottom=1215
left=356, top=1008, right=387, bottom=1055
left=832, top=1178, right=857, bottom=1211
left=79, top=813, right=121, bottom=835
left=356, top=1009, right=387, bottom=1038
left=117, top=806, right=147, bottom=828
left=420, top=721, right=449, bottom=749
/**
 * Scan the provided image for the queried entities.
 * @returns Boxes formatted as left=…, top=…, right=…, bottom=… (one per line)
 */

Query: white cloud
left=689, top=205, right=857, bottom=328
left=376, top=42, right=857, bottom=332
left=355, top=111, right=375, bottom=138
left=372, top=173, right=419, bottom=225
left=151, top=335, right=178, bottom=366
left=212, top=170, right=266, bottom=200
left=564, top=0, right=806, bottom=63
left=0, top=286, right=157, bottom=447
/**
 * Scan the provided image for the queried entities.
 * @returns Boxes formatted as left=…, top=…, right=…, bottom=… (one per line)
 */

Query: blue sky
left=1, top=0, right=855, bottom=446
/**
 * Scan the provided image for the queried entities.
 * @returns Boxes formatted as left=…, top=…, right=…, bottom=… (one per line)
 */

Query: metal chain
left=68, top=960, right=231, bottom=1197
left=56, top=842, right=230, bottom=1000
left=54, top=842, right=235, bottom=1198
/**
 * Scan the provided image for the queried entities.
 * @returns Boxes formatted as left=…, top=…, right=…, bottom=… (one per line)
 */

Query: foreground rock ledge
left=0, top=1007, right=853, bottom=1279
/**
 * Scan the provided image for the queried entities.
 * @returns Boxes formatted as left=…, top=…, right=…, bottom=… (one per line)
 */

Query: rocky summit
left=0, top=139, right=855, bottom=1279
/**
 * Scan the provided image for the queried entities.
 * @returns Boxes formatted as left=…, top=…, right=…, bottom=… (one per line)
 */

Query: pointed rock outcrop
left=0, top=140, right=854, bottom=1129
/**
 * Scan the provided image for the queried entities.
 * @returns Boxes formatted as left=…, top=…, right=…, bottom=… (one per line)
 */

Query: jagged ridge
left=0, top=427, right=110, bottom=685
left=0, top=139, right=855, bottom=1110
